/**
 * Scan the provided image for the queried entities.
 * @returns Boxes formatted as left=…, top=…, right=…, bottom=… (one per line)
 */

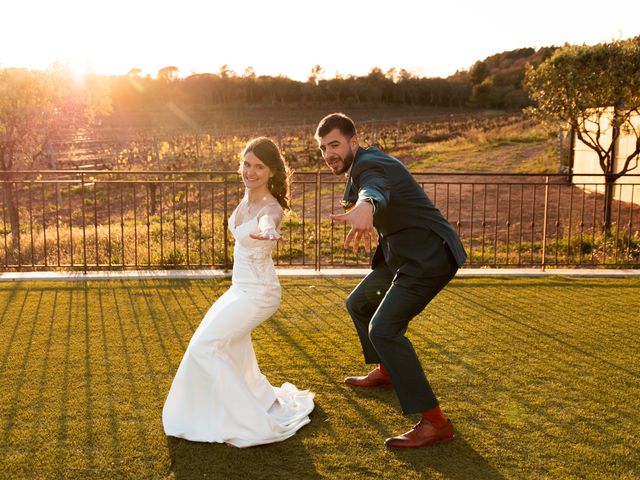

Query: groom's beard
left=328, top=149, right=355, bottom=176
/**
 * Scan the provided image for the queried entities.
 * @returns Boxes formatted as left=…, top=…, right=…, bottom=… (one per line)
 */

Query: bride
left=163, top=137, right=314, bottom=447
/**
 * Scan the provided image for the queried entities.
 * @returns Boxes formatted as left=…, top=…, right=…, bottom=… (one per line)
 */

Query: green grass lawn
left=0, top=277, right=638, bottom=479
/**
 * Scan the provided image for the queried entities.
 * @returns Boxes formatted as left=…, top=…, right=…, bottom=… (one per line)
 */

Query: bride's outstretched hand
left=249, top=231, right=283, bottom=241
left=252, top=205, right=285, bottom=241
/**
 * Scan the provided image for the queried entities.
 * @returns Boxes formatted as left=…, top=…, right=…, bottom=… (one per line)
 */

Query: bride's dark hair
left=241, top=137, right=292, bottom=211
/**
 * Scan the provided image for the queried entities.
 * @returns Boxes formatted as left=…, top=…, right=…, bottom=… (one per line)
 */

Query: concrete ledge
left=0, top=268, right=638, bottom=282
left=455, top=268, right=640, bottom=278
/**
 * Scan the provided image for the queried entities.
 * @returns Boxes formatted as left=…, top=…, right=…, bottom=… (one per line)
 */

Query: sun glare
left=2, top=0, right=639, bottom=80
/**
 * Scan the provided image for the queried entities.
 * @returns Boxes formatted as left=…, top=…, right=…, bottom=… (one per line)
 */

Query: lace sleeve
left=257, top=203, right=284, bottom=237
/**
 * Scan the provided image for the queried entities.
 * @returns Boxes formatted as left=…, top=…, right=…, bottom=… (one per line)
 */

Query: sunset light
left=3, top=0, right=639, bottom=79
left=2, top=0, right=640, bottom=478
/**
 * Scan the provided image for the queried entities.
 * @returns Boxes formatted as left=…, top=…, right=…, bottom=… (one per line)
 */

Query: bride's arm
left=250, top=203, right=284, bottom=240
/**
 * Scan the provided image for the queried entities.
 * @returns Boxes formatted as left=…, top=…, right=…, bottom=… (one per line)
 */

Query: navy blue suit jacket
left=343, top=146, right=466, bottom=279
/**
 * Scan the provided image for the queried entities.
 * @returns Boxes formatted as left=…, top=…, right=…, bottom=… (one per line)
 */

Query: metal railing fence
left=1, top=170, right=638, bottom=271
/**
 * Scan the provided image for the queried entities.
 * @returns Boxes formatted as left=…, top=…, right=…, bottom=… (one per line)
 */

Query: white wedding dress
left=162, top=208, right=314, bottom=447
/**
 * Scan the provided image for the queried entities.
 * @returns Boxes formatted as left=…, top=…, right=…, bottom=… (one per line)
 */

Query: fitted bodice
left=229, top=210, right=279, bottom=289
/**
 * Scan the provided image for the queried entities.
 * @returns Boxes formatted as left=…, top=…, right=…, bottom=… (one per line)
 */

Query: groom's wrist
left=356, top=198, right=376, bottom=213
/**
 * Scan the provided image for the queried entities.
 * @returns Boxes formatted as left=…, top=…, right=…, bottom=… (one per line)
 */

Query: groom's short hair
left=315, top=113, right=357, bottom=140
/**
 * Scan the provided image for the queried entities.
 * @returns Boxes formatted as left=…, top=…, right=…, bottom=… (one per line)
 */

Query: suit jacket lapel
left=341, top=176, right=357, bottom=209
left=341, top=147, right=364, bottom=210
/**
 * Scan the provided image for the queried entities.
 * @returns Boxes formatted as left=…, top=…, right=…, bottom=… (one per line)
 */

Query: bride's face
left=241, top=152, right=273, bottom=191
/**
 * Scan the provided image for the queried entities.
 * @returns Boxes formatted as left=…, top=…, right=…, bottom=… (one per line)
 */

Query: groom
left=315, top=113, right=466, bottom=448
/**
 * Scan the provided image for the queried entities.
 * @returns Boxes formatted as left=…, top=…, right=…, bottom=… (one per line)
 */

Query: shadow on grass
left=386, top=431, right=506, bottom=480
left=165, top=406, right=325, bottom=479
left=1, top=278, right=636, bottom=479
left=337, top=387, right=506, bottom=479
left=446, top=285, right=640, bottom=379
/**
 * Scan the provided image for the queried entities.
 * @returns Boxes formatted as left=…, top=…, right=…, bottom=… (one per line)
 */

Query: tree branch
left=619, top=135, right=640, bottom=176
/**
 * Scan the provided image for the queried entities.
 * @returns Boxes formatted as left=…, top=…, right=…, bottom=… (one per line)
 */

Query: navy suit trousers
left=345, top=237, right=458, bottom=414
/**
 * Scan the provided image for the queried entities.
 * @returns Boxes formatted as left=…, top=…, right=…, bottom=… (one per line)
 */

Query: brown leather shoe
left=344, top=367, right=392, bottom=387
left=384, top=419, right=454, bottom=448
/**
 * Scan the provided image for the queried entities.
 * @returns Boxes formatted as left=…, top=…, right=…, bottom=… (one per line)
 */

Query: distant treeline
left=108, top=47, right=557, bottom=117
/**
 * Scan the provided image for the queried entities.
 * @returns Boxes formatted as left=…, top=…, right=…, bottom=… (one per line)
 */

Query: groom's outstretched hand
left=330, top=201, right=377, bottom=254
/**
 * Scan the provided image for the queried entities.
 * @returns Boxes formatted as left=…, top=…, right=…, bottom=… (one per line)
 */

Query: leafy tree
left=157, top=66, right=179, bottom=81
left=243, top=66, right=256, bottom=79
left=307, top=65, right=324, bottom=86
left=469, top=60, right=489, bottom=85
left=0, top=65, right=111, bottom=252
left=524, top=37, right=640, bottom=230
left=218, top=64, right=235, bottom=79
left=470, top=47, right=555, bottom=108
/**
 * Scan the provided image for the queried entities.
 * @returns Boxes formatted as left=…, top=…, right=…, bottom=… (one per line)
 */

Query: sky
left=3, top=0, right=640, bottom=81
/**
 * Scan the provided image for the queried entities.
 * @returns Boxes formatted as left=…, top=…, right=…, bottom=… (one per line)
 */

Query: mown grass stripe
left=0, top=277, right=638, bottom=479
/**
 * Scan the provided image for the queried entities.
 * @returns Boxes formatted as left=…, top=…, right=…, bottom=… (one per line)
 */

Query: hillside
left=394, top=117, right=559, bottom=173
